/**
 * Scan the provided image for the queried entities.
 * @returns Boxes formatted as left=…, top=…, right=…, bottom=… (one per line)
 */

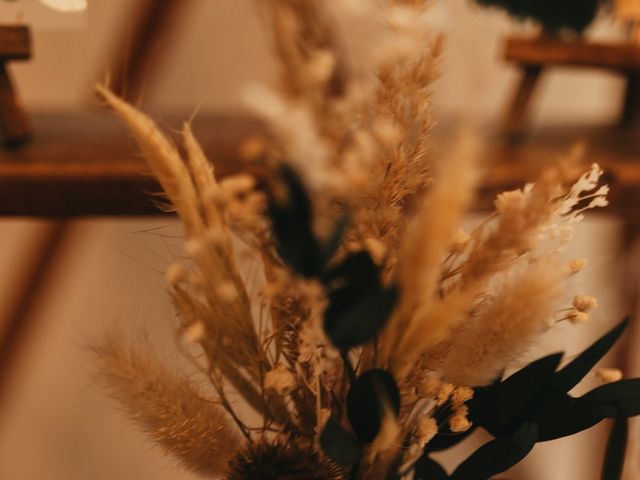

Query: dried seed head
left=226, top=441, right=344, bottom=480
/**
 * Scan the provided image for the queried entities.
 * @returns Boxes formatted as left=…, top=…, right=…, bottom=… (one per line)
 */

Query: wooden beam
left=107, top=0, right=191, bottom=102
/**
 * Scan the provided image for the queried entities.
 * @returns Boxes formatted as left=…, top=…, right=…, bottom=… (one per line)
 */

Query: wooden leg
left=619, top=72, right=640, bottom=129
left=504, top=65, right=544, bottom=136
left=0, top=222, right=71, bottom=415
left=0, top=62, right=31, bottom=149
left=107, top=0, right=190, bottom=103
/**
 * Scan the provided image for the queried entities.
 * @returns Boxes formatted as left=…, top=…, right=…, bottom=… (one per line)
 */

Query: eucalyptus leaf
left=451, top=422, right=538, bottom=480
left=536, top=402, right=612, bottom=441
left=267, top=166, right=324, bottom=277
left=414, top=454, right=449, bottom=480
left=325, top=286, right=397, bottom=349
left=470, top=353, right=562, bottom=436
left=582, top=379, right=640, bottom=405
left=601, top=413, right=628, bottom=480
left=552, top=318, right=629, bottom=393
left=347, top=369, right=400, bottom=443
left=426, top=425, right=477, bottom=452
left=319, top=418, right=363, bottom=466
left=323, top=251, right=398, bottom=349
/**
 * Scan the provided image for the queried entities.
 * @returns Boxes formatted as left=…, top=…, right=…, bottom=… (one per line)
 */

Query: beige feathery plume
left=441, top=259, right=567, bottom=387
left=98, top=86, right=270, bottom=405
left=94, top=335, right=241, bottom=477
left=96, top=85, right=204, bottom=237
left=380, top=132, right=480, bottom=375
left=348, top=4, right=442, bottom=277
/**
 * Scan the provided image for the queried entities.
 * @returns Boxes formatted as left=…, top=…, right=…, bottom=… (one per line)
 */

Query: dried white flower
left=449, top=405, right=472, bottom=433
left=415, top=416, right=438, bottom=448
left=567, top=309, right=589, bottom=324
left=573, top=295, right=598, bottom=313
left=569, top=258, right=587, bottom=275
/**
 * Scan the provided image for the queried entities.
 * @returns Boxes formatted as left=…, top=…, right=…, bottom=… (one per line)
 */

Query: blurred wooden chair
left=503, top=35, right=640, bottom=132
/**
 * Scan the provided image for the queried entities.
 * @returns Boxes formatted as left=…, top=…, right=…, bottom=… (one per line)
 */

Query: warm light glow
left=38, top=0, right=87, bottom=13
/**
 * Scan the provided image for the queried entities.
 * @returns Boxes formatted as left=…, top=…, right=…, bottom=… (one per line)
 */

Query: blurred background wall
left=0, top=1, right=634, bottom=479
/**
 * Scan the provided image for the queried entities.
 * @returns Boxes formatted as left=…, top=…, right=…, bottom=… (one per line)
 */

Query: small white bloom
left=264, top=363, right=296, bottom=396
left=567, top=309, right=589, bottom=324
left=569, top=258, right=587, bottom=275
left=415, top=416, right=438, bottom=448
left=573, top=295, right=598, bottom=313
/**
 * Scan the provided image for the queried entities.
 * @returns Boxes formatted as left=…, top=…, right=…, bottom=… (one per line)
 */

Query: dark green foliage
left=266, top=166, right=341, bottom=278
left=266, top=167, right=397, bottom=350
left=227, top=440, right=345, bottom=480
left=469, top=353, right=563, bottom=436
left=475, top=0, right=604, bottom=32
left=414, top=454, right=449, bottom=480
left=602, top=413, right=628, bottom=480
left=426, top=421, right=477, bottom=453
left=451, top=422, right=538, bottom=480
left=437, top=318, right=639, bottom=479
left=347, top=369, right=401, bottom=443
left=552, top=318, right=629, bottom=392
left=320, top=419, right=363, bottom=467
left=323, top=252, right=398, bottom=349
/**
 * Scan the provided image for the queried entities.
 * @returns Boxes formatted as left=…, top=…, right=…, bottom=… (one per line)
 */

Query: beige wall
left=0, top=2, right=632, bottom=479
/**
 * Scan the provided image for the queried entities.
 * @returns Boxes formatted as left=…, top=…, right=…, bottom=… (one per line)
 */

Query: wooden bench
left=504, top=35, right=640, bottom=130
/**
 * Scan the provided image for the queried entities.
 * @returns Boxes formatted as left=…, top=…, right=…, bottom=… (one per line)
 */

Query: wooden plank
left=0, top=112, right=639, bottom=217
left=0, top=112, right=265, bottom=216
left=0, top=26, right=31, bottom=61
left=505, top=36, right=640, bottom=71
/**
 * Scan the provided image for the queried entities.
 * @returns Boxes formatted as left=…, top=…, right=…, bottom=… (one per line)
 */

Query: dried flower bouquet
left=95, top=1, right=638, bottom=479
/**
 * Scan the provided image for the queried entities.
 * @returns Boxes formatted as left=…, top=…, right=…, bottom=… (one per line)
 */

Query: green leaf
left=527, top=390, right=574, bottom=421
left=323, top=251, right=398, bottom=349
left=322, top=214, right=349, bottom=266
left=347, top=369, right=400, bottom=443
left=470, top=353, right=562, bottom=436
left=582, top=379, right=640, bottom=405
left=426, top=426, right=477, bottom=452
left=414, top=454, right=449, bottom=480
left=536, top=404, right=610, bottom=441
left=552, top=318, right=629, bottom=393
left=602, top=413, right=628, bottom=480
left=319, top=418, right=363, bottom=466
left=451, top=422, right=538, bottom=480
left=267, top=166, right=324, bottom=278
left=325, top=286, right=397, bottom=349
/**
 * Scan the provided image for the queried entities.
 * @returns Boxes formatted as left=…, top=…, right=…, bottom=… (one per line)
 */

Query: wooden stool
left=0, top=25, right=32, bottom=148
left=503, top=35, right=640, bottom=132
